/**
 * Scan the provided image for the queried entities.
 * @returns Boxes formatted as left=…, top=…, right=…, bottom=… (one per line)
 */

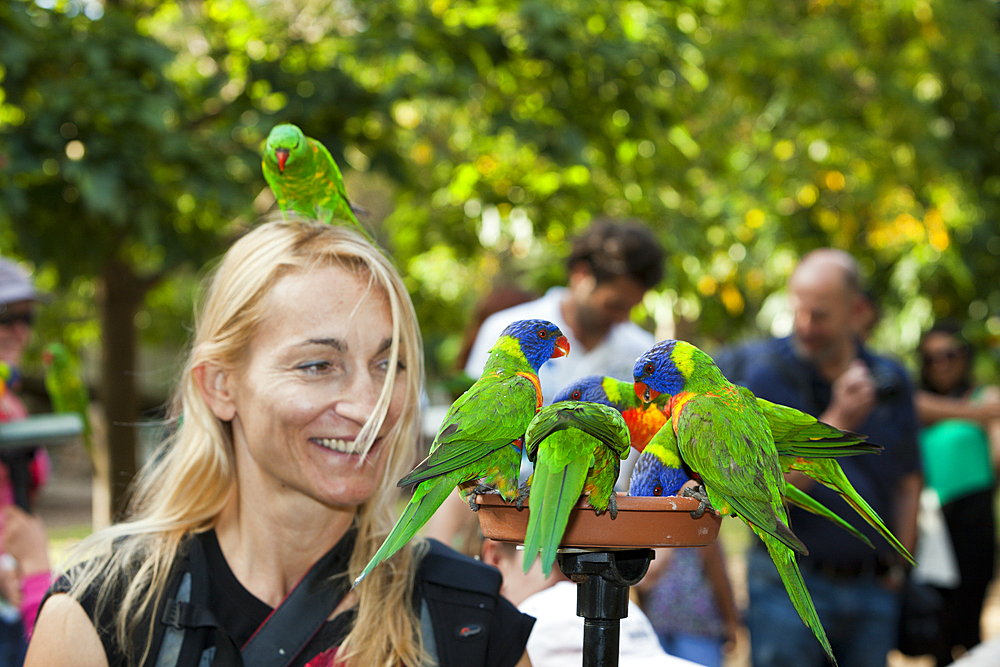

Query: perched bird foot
left=515, top=482, right=531, bottom=510
left=467, top=484, right=495, bottom=512
left=682, top=485, right=714, bottom=519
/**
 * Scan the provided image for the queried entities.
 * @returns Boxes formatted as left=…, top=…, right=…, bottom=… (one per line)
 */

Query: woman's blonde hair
left=63, top=219, right=428, bottom=667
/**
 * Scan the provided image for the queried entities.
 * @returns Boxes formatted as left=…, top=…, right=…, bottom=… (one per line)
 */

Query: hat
left=0, top=258, right=47, bottom=307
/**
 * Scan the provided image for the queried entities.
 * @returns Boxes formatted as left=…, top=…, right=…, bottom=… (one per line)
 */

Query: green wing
left=399, top=372, right=537, bottom=487
left=784, top=456, right=916, bottom=566
left=676, top=393, right=806, bottom=554
left=525, top=401, right=631, bottom=463
left=784, top=483, right=873, bottom=548
left=523, top=403, right=629, bottom=575
left=754, top=392, right=881, bottom=457
left=43, top=343, right=92, bottom=454
left=306, top=137, right=359, bottom=226
left=523, top=430, right=593, bottom=576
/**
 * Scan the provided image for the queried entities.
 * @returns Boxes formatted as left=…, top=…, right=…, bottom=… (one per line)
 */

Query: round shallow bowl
left=476, top=493, right=721, bottom=549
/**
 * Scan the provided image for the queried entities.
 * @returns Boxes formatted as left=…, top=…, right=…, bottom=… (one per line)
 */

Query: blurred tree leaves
left=3, top=0, right=1000, bottom=509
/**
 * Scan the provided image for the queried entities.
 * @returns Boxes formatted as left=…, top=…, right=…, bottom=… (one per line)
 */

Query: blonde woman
left=26, top=220, right=534, bottom=667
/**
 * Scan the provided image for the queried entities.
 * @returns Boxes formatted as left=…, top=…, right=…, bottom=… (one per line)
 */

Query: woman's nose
left=334, top=371, right=381, bottom=423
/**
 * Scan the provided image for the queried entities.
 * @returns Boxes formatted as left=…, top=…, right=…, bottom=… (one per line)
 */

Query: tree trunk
left=96, top=259, right=149, bottom=522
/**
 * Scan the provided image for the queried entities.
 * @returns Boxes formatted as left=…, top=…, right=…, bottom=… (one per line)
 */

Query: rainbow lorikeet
left=521, top=399, right=631, bottom=576
left=354, top=319, right=569, bottom=586
left=261, top=123, right=372, bottom=240
left=633, top=339, right=838, bottom=664
left=42, top=342, right=92, bottom=457
left=552, top=374, right=668, bottom=452
left=557, top=376, right=896, bottom=550
left=627, top=422, right=875, bottom=548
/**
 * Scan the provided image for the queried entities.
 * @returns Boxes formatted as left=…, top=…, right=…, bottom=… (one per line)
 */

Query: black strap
left=156, top=529, right=355, bottom=667
left=414, top=540, right=502, bottom=667
left=240, top=528, right=355, bottom=667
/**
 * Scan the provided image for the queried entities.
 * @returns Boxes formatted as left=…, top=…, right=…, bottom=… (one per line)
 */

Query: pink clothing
left=0, top=386, right=52, bottom=639
left=19, top=571, right=50, bottom=638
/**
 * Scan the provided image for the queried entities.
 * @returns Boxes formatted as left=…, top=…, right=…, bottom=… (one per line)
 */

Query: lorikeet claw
left=515, top=482, right=531, bottom=510
left=682, top=485, right=714, bottom=519
left=468, top=484, right=496, bottom=511
left=607, top=491, right=619, bottom=520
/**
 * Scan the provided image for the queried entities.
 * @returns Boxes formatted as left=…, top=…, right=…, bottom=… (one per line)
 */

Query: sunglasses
left=0, top=311, right=35, bottom=327
left=922, top=349, right=962, bottom=365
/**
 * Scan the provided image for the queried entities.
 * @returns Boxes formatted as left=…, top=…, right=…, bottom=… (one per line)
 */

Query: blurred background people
left=914, top=320, right=1000, bottom=665
left=724, top=248, right=922, bottom=667
left=635, top=543, right=740, bottom=667
left=463, top=218, right=666, bottom=406
left=0, top=257, right=51, bottom=664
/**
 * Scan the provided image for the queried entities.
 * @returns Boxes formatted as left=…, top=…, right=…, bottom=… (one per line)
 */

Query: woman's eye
left=298, top=360, right=335, bottom=375
left=374, top=358, right=406, bottom=375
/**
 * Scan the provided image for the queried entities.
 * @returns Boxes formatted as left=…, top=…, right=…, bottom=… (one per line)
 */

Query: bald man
left=727, top=249, right=922, bottom=667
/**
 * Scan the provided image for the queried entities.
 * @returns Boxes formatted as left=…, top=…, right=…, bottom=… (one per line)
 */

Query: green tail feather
left=784, top=484, right=873, bottom=548
left=354, top=480, right=454, bottom=587
left=758, top=530, right=837, bottom=666
left=810, top=461, right=917, bottom=567
left=779, top=440, right=882, bottom=459
left=832, top=484, right=917, bottom=567
left=523, top=457, right=588, bottom=576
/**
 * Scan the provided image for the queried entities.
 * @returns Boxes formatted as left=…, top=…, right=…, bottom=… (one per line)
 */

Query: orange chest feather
left=516, top=371, right=543, bottom=410
left=487, top=369, right=543, bottom=411
left=622, top=404, right=668, bottom=450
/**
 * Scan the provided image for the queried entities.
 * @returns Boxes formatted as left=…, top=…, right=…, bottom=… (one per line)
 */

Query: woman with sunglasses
left=915, top=320, right=1000, bottom=665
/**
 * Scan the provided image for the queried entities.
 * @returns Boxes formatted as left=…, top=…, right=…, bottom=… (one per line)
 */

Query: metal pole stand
left=557, top=548, right=655, bottom=667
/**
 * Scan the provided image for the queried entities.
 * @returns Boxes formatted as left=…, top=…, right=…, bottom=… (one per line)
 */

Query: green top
left=919, top=392, right=995, bottom=505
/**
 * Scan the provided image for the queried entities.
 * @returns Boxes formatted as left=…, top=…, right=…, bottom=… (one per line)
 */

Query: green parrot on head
left=354, top=319, right=570, bottom=587
left=42, top=342, right=92, bottom=457
left=261, top=123, right=373, bottom=241
left=521, top=398, right=631, bottom=576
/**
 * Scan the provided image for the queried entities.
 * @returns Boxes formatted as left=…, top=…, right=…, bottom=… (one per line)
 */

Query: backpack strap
left=240, top=530, right=354, bottom=667
left=154, top=537, right=242, bottom=667
left=413, top=540, right=503, bottom=667
left=152, top=529, right=355, bottom=667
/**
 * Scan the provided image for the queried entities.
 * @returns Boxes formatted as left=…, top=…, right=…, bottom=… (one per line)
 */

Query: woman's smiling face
left=221, top=263, right=407, bottom=510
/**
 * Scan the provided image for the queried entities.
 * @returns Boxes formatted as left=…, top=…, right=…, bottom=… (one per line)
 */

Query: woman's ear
left=193, top=363, right=236, bottom=422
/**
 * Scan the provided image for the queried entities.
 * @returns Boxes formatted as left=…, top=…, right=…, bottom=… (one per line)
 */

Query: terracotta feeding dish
left=476, top=493, right=721, bottom=549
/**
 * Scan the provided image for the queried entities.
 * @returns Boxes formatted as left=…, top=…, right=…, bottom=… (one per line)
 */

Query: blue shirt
left=736, top=336, right=921, bottom=566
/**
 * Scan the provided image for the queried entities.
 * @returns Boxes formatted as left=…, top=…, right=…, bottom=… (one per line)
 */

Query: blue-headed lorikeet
left=354, top=319, right=569, bottom=586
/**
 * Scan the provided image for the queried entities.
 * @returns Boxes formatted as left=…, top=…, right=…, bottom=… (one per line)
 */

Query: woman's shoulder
left=27, top=593, right=110, bottom=667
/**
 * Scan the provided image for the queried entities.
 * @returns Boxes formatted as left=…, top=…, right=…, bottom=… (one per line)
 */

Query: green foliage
left=0, top=0, right=256, bottom=281
left=4, top=0, right=1000, bottom=399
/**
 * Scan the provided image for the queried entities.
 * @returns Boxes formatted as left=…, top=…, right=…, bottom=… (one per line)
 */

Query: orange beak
left=276, top=148, right=290, bottom=172
left=552, top=335, right=570, bottom=359
left=634, top=381, right=660, bottom=404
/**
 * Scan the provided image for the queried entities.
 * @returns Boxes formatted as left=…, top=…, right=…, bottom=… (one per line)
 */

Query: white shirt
left=519, top=581, right=703, bottom=667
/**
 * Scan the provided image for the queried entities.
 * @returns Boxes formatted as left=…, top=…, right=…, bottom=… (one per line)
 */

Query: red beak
left=276, top=148, right=290, bottom=172
left=552, top=335, right=570, bottom=359
left=634, top=381, right=660, bottom=404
